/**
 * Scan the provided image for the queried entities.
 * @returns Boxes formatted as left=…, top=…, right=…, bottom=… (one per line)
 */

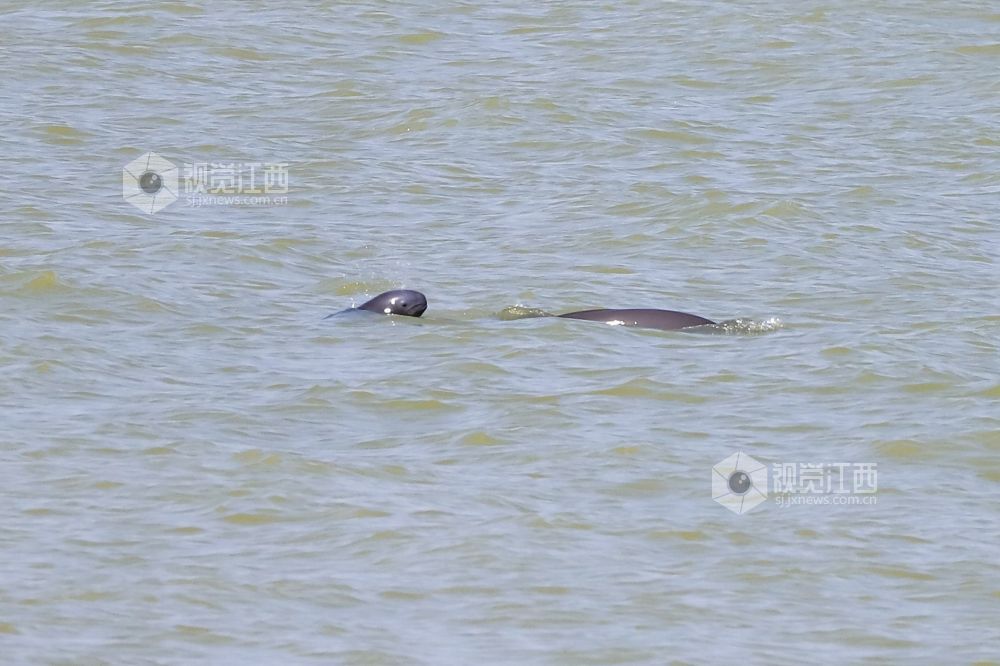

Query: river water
left=1, top=1, right=998, bottom=663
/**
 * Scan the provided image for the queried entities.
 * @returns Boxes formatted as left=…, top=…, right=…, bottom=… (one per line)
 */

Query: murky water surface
left=1, top=1, right=998, bottom=663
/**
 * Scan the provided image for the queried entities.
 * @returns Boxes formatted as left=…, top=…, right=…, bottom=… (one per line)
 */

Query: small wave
left=1, top=270, right=71, bottom=295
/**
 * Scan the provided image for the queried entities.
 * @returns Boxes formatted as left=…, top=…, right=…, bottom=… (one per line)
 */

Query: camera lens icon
left=139, top=171, right=163, bottom=194
left=712, top=451, right=768, bottom=514
left=123, top=152, right=178, bottom=214
left=728, top=470, right=752, bottom=494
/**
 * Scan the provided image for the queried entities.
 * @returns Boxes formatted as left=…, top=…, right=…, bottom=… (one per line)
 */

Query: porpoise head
left=357, top=289, right=428, bottom=317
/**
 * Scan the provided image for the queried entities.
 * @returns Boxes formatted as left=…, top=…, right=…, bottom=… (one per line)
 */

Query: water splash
left=498, top=305, right=554, bottom=320
left=707, top=317, right=784, bottom=335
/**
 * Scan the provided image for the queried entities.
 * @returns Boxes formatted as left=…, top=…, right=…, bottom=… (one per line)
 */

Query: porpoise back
left=558, top=308, right=714, bottom=331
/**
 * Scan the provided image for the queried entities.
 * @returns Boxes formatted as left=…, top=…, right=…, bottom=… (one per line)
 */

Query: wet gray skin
left=557, top=308, right=715, bottom=331
left=325, top=290, right=428, bottom=319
